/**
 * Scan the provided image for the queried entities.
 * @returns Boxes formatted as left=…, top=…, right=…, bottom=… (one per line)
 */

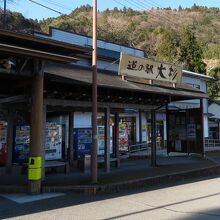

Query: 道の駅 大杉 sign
left=119, top=53, right=182, bottom=83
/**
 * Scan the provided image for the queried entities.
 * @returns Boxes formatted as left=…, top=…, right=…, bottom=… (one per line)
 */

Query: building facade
left=35, top=27, right=212, bottom=154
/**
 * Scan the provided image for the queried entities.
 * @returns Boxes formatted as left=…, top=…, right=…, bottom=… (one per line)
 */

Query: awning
left=44, top=63, right=209, bottom=100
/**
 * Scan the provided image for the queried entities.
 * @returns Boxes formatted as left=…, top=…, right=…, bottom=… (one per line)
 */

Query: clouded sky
left=1, top=0, right=220, bottom=20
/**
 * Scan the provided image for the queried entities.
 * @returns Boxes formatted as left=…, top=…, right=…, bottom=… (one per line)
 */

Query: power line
left=119, top=0, right=179, bottom=28
left=28, top=0, right=63, bottom=15
left=132, top=0, right=180, bottom=27
left=141, top=0, right=186, bottom=27
left=42, top=0, right=73, bottom=12
left=112, top=0, right=125, bottom=8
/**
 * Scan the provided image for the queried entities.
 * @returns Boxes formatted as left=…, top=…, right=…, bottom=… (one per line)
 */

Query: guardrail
left=205, top=139, right=220, bottom=150
left=129, top=143, right=148, bottom=153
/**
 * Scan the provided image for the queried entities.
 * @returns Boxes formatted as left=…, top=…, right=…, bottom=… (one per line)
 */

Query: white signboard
left=119, top=53, right=182, bottom=83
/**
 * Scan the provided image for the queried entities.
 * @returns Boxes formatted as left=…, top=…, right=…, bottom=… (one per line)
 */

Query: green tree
left=208, top=66, right=220, bottom=100
left=178, top=27, right=206, bottom=73
left=156, top=30, right=178, bottom=63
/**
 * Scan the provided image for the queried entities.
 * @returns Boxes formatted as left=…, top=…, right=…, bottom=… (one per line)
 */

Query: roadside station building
left=35, top=28, right=212, bottom=152
left=0, top=28, right=209, bottom=193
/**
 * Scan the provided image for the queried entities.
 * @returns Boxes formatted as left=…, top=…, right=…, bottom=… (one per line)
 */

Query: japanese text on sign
left=119, top=53, right=182, bottom=83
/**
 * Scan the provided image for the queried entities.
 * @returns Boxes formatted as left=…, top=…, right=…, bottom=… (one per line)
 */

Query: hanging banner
left=119, top=53, right=182, bottom=83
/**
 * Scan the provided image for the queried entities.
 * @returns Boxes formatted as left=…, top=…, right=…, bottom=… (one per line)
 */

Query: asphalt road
left=1, top=176, right=220, bottom=220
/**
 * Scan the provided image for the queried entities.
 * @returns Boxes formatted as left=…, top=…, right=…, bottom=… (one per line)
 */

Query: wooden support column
left=6, top=108, right=14, bottom=173
left=42, top=104, right=46, bottom=180
left=114, top=112, right=120, bottom=168
left=68, top=112, right=74, bottom=165
left=104, top=107, right=110, bottom=173
left=28, top=60, right=44, bottom=194
left=151, top=110, right=157, bottom=167
left=139, top=110, right=142, bottom=144
left=200, top=99, right=205, bottom=157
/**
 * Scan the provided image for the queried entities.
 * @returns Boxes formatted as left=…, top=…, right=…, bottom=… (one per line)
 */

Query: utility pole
left=91, top=0, right=98, bottom=183
left=3, top=0, right=6, bottom=28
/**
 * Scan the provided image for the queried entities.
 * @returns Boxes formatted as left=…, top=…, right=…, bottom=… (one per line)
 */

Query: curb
left=1, top=165, right=220, bottom=194
left=42, top=165, right=220, bottom=195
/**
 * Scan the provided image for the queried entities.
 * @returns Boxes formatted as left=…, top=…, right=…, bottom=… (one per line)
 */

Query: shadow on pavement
left=0, top=174, right=220, bottom=219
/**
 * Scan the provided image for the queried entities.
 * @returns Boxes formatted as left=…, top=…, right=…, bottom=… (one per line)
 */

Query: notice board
left=167, top=108, right=203, bottom=154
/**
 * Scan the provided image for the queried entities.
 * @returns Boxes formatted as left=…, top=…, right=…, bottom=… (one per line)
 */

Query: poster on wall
left=119, top=123, right=129, bottom=152
left=14, top=123, right=63, bottom=163
left=0, top=121, right=7, bottom=166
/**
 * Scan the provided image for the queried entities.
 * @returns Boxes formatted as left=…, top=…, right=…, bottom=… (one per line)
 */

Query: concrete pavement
left=1, top=175, right=220, bottom=219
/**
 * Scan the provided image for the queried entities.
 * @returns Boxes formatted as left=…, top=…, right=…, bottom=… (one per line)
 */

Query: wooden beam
left=69, top=112, right=74, bottom=165
left=151, top=110, right=157, bottom=167
left=139, top=110, right=142, bottom=144
left=28, top=60, right=44, bottom=194
left=6, top=108, right=13, bottom=173
left=114, top=112, right=120, bottom=168
left=0, top=43, right=78, bottom=63
left=0, top=95, right=27, bottom=104
left=45, top=98, right=158, bottom=111
left=41, top=103, right=46, bottom=181
left=104, top=107, right=110, bottom=173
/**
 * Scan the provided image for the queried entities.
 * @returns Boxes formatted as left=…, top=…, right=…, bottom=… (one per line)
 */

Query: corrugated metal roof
left=183, top=70, right=214, bottom=81
left=44, top=63, right=209, bottom=99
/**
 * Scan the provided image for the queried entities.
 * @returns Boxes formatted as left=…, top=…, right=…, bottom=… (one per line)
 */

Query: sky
left=1, top=0, right=220, bottom=20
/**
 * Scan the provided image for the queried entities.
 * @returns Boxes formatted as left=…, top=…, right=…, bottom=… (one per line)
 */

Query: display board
left=13, top=123, right=63, bottom=163
left=167, top=108, right=203, bottom=154
left=0, top=121, right=7, bottom=166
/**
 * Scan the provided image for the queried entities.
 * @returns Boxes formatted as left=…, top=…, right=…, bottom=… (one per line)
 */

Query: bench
left=97, top=157, right=118, bottom=163
left=22, top=161, right=70, bottom=174
left=45, top=161, right=70, bottom=174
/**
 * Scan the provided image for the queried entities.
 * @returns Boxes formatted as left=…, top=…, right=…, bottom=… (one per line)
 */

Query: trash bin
left=28, top=157, right=42, bottom=180
left=84, top=154, right=91, bottom=173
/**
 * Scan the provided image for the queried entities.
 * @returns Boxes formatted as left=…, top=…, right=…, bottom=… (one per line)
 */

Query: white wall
left=35, top=28, right=144, bottom=58
left=74, top=112, right=92, bottom=128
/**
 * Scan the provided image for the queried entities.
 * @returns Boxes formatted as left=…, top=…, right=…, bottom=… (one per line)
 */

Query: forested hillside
left=2, top=4, right=220, bottom=72
left=0, top=9, right=40, bottom=33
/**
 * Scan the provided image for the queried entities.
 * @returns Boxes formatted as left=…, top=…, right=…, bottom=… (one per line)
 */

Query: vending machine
left=74, top=128, right=92, bottom=159
left=13, top=123, right=63, bottom=163
left=14, top=125, right=30, bottom=163
left=45, top=123, right=63, bottom=160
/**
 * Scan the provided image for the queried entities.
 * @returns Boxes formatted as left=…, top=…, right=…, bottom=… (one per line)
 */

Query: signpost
left=119, top=53, right=182, bottom=84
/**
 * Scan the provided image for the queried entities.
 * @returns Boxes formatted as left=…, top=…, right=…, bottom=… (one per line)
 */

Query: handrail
left=205, top=139, right=220, bottom=148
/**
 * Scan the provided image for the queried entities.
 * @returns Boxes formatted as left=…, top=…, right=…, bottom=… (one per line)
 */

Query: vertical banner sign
left=119, top=53, right=183, bottom=83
